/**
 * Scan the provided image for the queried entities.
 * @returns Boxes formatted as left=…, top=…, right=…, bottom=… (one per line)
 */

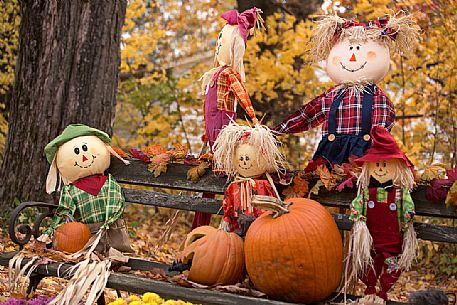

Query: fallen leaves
left=186, top=161, right=209, bottom=182
left=282, top=173, right=309, bottom=199
left=445, top=181, right=457, bottom=207
left=421, top=163, right=447, bottom=182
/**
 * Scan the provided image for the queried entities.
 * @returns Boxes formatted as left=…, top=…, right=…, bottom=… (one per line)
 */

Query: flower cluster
left=0, top=297, right=54, bottom=305
left=108, top=293, right=196, bottom=305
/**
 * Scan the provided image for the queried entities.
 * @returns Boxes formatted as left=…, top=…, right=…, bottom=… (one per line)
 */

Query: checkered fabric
left=44, top=174, right=124, bottom=236
left=274, top=85, right=395, bottom=135
left=216, top=67, right=256, bottom=120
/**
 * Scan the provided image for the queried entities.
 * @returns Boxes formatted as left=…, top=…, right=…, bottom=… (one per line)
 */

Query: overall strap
left=327, top=89, right=346, bottom=135
left=361, top=84, right=376, bottom=137
left=210, top=65, right=228, bottom=86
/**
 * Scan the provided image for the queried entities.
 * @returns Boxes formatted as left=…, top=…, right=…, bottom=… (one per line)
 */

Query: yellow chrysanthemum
left=129, top=301, right=143, bottom=305
left=142, top=293, right=163, bottom=305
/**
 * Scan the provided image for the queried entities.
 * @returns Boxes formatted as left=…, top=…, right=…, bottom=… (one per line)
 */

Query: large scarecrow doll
left=213, top=123, right=286, bottom=236
left=38, top=124, right=133, bottom=254
left=346, top=126, right=417, bottom=302
left=274, top=13, right=419, bottom=165
left=193, top=7, right=264, bottom=229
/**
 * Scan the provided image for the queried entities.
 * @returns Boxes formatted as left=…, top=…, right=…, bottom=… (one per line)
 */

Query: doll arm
left=273, top=91, right=327, bottom=134
left=402, top=188, right=415, bottom=223
left=42, top=186, right=76, bottom=238
left=222, top=185, right=236, bottom=229
left=372, top=86, right=395, bottom=131
left=349, top=191, right=365, bottom=222
left=226, top=71, right=258, bottom=124
left=101, top=175, right=125, bottom=229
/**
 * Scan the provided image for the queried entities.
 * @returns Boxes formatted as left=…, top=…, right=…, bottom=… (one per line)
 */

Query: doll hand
left=37, top=234, right=52, bottom=244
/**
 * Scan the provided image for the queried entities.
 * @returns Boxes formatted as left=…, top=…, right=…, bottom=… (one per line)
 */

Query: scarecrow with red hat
left=345, top=126, right=417, bottom=303
left=274, top=13, right=419, bottom=165
left=193, top=7, right=265, bottom=229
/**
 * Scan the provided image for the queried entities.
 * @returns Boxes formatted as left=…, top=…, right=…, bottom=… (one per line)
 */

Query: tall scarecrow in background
left=274, top=13, right=419, bottom=165
left=193, top=7, right=265, bottom=229
left=346, top=126, right=417, bottom=303
left=38, top=124, right=133, bottom=255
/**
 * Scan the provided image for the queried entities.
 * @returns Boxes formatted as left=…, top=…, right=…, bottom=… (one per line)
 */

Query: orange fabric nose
left=349, top=53, right=356, bottom=62
left=82, top=155, right=88, bottom=162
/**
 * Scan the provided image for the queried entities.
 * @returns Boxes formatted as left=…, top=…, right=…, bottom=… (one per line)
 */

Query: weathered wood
left=0, top=252, right=405, bottom=305
left=110, top=158, right=457, bottom=218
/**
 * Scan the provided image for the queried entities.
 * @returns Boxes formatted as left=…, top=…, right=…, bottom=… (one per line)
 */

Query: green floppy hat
left=44, top=124, right=111, bottom=164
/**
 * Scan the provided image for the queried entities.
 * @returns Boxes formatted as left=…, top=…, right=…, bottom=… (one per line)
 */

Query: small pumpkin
left=245, top=197, right=343, bottom=303
left=176, top=225, right=245, bottom=286
left=53, top=222, right=91, bottom=253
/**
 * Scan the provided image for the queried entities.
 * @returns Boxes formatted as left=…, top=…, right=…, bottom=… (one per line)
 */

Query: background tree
left=0, top=0, right=127, bottom=210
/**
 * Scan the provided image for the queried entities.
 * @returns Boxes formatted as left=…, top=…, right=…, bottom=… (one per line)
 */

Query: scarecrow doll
left=213, top=122, right=286, bottom=236
left=346, top=126, right=417, bottom=303
left=37, top=124, right=133, bottom=254
left=274, top=13, right=419, bottom=165
left=193, top=7, right=265, bottom=228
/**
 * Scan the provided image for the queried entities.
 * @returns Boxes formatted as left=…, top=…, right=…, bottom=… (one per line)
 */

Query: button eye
left=82, top=144, right=88, bottom=152
left=356, top=46, right=360, bottom=50
left=239, top=157, right=244, bottom=162
left=349, top=46, right=353, bottom=50
left=245, top=156, right=250, bottom=161
left=74, top=148, right=80, bottom=155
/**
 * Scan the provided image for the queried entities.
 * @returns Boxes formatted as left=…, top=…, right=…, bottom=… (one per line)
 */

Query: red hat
left=355, top=126, right=414, bottom=169
left=221, top=7, right=259, bottom=43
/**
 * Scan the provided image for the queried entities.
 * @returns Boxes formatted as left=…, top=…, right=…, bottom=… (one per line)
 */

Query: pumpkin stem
left=251, top=195, right=290, bottom=218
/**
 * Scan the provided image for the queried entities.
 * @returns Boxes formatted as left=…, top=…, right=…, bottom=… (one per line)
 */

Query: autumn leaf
left=148, top=153, right=170, bottom=177
left=308, top=180, right=324, bottom=197
left=144, top=144, right=168, bottom=157
left=129, top=148, right=150, bottom=163
left=111, top=147, right=128, bottom=158
left=315, top=164, right=337, bottom=190
left=187, top=161, right=209, bottom=182
left=445, top=181, right=457, bottom=207
left=170, top=143, right=188, bottom=159
left=422, top=163, right=447, bottom=182
left=336, top=177, right=355, bottom=192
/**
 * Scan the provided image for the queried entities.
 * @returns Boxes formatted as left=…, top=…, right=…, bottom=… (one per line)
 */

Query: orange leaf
left=151, top=153, right=170, bottom=164
left=316, top=165, right=337, bottom=190
left=445, top=181, right=457, bottom=207
left=187, top=161, right=209, bottom=182
left=112, top=147, right=128, bottom=158
left=170, top=143, right=188, bottom=159
left=292, top=174, right=309, bottom=197
left=144, top=144, right=168, bottom=157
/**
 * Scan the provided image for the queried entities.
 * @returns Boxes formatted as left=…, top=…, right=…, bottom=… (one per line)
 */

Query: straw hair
left=311, top=11, right=420, bottom=62
left=213, top=122, right=287, bottom=179
left=398, top=222, right=418, bottom=271
left=357, top=159, right=415, bottom=194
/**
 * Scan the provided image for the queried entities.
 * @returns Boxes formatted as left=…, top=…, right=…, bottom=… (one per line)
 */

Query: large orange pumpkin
left=53, top=222, right=91, bottom=253
left=244, top=197, right=343, bottom=303
left=176, top=225, right=245, bottom=286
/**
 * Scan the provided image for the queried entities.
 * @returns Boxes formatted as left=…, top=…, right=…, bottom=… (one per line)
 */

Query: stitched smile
left=340, top=61, right=367, bottom=72
left=74, top=155, right=96, bottom=168
left=239, top=164, right=253, bottom=170
left=374, top=170, right=388, bottom=177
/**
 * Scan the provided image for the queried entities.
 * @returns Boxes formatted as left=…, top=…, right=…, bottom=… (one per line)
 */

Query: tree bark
left=237, top=0, right=322, bottom=21
left=0, top=0, right=127, bottom=210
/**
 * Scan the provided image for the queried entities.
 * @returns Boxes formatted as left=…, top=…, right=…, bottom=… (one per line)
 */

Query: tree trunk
left=0, top=0, right=127, bottom=210
left=237, top=0, right=322, bottom=21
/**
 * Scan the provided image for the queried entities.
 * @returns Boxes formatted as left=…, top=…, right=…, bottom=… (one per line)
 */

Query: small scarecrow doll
left=213, top=122, right=286, bottom=236
left=346, top=126, right=417, bottom=302
left=274, top=13, right=419, bottom=165
left=37, top=124, right=133, bottom=255
left=194, top=7, right=265, bottom=229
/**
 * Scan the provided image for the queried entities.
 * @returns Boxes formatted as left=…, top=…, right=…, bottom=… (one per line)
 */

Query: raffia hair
left=212, top=122, right=287, bottom=179
left=357, top=159, right=415, bottom=194
left=311, top=11, right=420, bottom=62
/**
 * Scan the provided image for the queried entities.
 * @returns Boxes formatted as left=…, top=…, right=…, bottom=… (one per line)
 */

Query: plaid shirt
left=216, top=67, right=256, bottom=120
left=349, top=187, right=415, bottom=226
left=274, top=85, right=395, bottom=135
left=44, top=174, right=125, bottom=236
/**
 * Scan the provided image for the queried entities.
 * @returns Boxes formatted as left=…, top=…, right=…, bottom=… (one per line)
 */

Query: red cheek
left=367, top=51, right=377, bottom=60
left=332, top=56, right=340, bottom=65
